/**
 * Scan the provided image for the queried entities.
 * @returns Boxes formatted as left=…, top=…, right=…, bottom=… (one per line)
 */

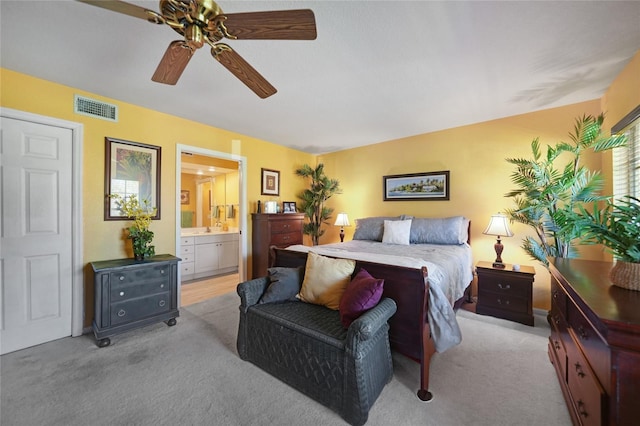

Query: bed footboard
left=270, top=247, right=435, bottom=401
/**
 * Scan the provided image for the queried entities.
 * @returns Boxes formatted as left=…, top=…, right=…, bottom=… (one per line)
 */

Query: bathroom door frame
left=175, top=144, right=247, bottom=292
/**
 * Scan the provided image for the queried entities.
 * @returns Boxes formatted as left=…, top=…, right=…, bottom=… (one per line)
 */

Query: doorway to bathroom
left=176, top=144, right=247, bottom=306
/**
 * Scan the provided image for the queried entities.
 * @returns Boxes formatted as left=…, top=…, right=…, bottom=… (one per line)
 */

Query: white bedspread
left=285, top=241, right=474, bottom=353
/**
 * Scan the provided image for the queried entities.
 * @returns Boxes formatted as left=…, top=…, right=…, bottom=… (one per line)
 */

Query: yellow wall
left=318, top=101, right=605, bottom=309
left=1, top=48, right=637, bottom=319
left=1, top=68, right=315, bottom=325
left=315, top=50, right=639, bottom=310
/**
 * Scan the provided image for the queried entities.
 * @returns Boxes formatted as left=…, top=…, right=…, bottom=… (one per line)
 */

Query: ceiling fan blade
left=222, top=9, right=317, bottom=40
left=76, top=0, right=159, bottom=22
left=212, top=45, right=277, bottom=99
left=152, top=41, right=195, bottom=85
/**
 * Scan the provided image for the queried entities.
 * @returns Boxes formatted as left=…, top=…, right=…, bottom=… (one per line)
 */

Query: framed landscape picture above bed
left=383, top=170, right=450, bottom=201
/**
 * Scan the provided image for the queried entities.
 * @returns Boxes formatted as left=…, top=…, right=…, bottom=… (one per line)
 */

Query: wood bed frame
left=270, top=246, right=471, bottom=401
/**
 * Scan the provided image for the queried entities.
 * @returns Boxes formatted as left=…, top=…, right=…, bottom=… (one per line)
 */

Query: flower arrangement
left=111, top=194, right=157, bottom=260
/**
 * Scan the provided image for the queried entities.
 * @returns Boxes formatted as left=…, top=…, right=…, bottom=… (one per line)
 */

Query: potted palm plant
left=563, top=196, right=640, bottom=290
left=295, top=163, right=342, bottom=245
left=504, top=114, right=627, bottom=266
left=111, top=194, right=157, bottom=260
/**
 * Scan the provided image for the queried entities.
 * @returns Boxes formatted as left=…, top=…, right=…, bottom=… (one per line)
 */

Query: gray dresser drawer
left=110, top=280, right=170, bottom=301
left=110, top=292, right=171, bottom=326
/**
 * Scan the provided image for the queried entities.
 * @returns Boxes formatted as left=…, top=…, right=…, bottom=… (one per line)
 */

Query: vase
left=609, top=261, right=640, bottom=291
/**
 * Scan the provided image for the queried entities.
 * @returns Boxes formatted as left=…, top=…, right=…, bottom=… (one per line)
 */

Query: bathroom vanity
left=180, top=228, right=239, bottom=282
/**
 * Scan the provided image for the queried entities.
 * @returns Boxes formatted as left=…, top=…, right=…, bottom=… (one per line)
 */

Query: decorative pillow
left=339, top=268, right=384, bottom=328
left=410, top=216, right=469, bottom=245
left=382, top=219, right=412, bottom=245
left=352, top=216, right=401, bottom=241
left=298, top=252, right=356, bottom=310
left=258, top=266, right=304, bottom=304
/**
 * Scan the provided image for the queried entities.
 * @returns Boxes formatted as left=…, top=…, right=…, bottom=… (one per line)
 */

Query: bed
left=269, top=215, right=474, bottom=401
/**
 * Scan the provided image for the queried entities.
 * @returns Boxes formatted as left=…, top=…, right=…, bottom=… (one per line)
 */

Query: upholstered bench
left=236, top=257, right=396, bottom=426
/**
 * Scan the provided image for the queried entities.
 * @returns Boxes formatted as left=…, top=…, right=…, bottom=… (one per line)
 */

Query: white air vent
left=74, top=95, right=118, bottom=122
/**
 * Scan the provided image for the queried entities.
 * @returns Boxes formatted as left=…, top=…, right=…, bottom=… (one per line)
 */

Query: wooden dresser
left=251, top=213, right=304, bottom=278
left=548, top=258, right=640, bottom=426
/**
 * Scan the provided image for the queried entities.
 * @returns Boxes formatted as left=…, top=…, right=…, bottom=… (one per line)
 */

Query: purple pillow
left=339, top=268, right=384, bottom=328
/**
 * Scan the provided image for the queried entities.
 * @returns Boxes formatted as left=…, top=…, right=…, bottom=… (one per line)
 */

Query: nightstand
left=476, top=261, right=535, bottom=326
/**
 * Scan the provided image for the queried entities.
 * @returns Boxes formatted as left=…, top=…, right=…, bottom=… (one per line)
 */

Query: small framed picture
left=283, top=201, right=297, bottom=213
left=261, top=168, right=280, bottom=196
left=180, top=190, right=190, bottom=205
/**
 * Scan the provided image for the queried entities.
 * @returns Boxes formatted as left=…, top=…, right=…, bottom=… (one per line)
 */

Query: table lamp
left=334, top=213, right=350, bottom=242
left=483, top=213, right=513, bottom=269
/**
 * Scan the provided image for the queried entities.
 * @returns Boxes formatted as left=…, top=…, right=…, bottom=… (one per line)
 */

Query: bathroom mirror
left=180, top=153, right=239, bottom=230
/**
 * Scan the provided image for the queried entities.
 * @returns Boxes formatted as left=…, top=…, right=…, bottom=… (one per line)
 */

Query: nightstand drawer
left=477, top=289, right=529, bottom=313
left=477, top=272, right=531, bottom=298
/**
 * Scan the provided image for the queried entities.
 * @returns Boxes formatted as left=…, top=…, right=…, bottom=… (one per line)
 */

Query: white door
left=0, top=117, right=74, bottom=354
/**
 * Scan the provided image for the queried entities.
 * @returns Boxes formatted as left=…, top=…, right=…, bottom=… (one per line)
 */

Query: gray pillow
left=353, top=216, right=401, bottom=241
left=258, top=266, right=304, bottom=304
left=410, top=216, right=469, bottom=245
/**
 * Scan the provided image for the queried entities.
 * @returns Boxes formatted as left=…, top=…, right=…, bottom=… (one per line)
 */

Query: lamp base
left=492, top=262, right=506, bottom=269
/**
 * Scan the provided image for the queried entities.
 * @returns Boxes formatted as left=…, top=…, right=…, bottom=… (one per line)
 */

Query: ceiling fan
left=77, top=0, right=317, bottom=98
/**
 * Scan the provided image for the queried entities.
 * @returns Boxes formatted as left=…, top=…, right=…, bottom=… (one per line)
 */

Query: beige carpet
left=0, top=293, right=570, bottom=425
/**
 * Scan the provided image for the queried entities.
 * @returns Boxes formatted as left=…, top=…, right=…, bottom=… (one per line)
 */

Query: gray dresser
left=91, top=254, right=180, bottom=347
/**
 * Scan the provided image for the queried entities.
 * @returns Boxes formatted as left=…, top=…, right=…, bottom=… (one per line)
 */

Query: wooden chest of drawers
left=476, top=261, right=535, bottom=326
left=91, top=254, right=180, bottom=347
left=251, top=213, right=304, bottom=278
left=548, top=258, right=640, bottom=426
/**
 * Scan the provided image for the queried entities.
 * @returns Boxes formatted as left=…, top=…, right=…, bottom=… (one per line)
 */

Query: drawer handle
left=553, top=314, right=560, bottom=325
left=554, top=340, right=561, bottom=351
left=497, top=283, right=511, bottom=290
left=159, top=300, right=166, bottom=307
left=283, top=236, right=290, bottom=240
left=160, top=270, right=165, bottom=274
left=574, top=362, right=586, bottom=378
left=117, top=309, right=126, bottom=317
left=497, top=298, right=510, bottom=305
left=119, top=276, right=125, bottom=281
left=119, top=291, right=125, bottom=297
left=577, top=325, right=589, bottom=340
left=160, top=284, right=165, bottom=289
left=576, top=400, right=589, bottom=418
left=552, top=290, right=558, bottom=299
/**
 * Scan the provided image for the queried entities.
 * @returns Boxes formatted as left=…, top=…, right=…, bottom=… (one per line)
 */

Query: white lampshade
left=483, top=213, right=514, bottom=237
left=334, top=213, right=350, bottom=227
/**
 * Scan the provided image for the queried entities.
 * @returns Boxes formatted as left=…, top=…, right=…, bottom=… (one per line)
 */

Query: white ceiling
left=2, top=1, right=639, bottom=154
